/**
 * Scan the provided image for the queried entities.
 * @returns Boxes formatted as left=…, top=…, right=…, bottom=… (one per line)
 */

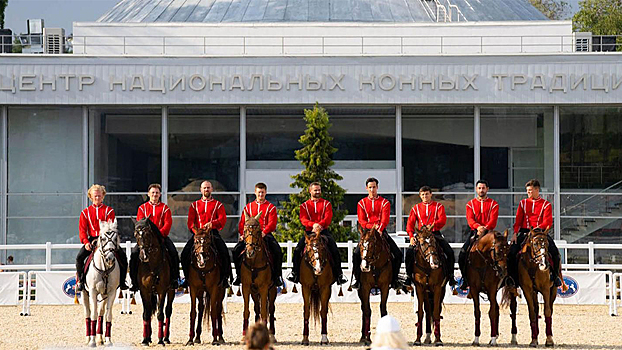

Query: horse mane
left=136, top=217, right=164, bottom=244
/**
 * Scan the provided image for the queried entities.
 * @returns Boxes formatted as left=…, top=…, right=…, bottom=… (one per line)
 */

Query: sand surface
left=1, top=302, right=620, bottom=349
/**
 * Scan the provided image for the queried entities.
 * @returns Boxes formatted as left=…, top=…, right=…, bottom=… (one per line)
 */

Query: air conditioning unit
left=574, top=32, right=592, bottom=52
left=44, top=28, right=65, bottom=54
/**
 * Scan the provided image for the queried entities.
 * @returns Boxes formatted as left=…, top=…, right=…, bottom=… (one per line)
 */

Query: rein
left=360, top=229, right=390, bottom=282
left=242, top=228, right=270, bottom=284
left=91, top=231, right=119, bottom=298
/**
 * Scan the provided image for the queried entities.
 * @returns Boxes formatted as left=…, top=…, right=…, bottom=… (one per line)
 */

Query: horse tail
left=203, top=292, right=211, bottom=332
left=310, top=289, right=321, bottom=325
left=150, top=294, right=158, bottom=317
left=500, top=286, right=515, bottom=308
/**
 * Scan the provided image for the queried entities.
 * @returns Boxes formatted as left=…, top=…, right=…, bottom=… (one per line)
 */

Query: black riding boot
left=458, top=236, right=472, bottom=291
left=75, top=245, right=90, bottom=291
left=265, top=234, right=284, bottom=287
left=507, top=231, right=527, bottom=287
left=324, top=231, right=347, bottom=285
left=180, top=238, right=193, bottom=288
left=287, top=237, right=305, bottom=283
left=548, top=236, right=563, bottom=287
left=211, top=231, right=232, bottom=288
left=352, top=244, right=361, bottom=289
left=129, top=247, right=140, bottom=292
left=164, top=237, right=180, bottom=289
left=404, top=245, right=415, bottom=286
left=385, top=232, right=404, bottom=289
left=116, top=248, right=129, bottom=290
left=435, top=233, right=456, bottom=286
left=232, top=240, right=244, bottom=286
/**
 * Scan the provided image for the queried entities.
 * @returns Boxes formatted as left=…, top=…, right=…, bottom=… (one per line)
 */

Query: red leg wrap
left=105, top=322, right=112, bottom=338
left=90, top=320, right=97, bottom=337
left=164, top=318, right=171, bottom=338
left=545, top=316, right=553, bottom=337
left=434, top=320, right=441, bottom=338
left=158, top=321, right=164, bottom=339
left=143, top=320, right=150, bottom=338
left=97, top=316, right=103, bottom=335
left=531, top=320, right=539, bottom=339
left=475, top=319, right=481, bottom=337
left=85, top=318, right=91, bottom=337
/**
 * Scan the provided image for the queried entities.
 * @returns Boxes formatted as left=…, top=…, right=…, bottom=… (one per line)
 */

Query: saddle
left=83, top=251, right=95, bottom=275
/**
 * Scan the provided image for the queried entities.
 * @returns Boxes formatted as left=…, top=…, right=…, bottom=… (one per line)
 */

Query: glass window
left=247, top=106, right=307, bottom=162
left=168, top=193, right=240, bottom=242
left=168, top=107, right=239, bottom=192
left=402, top=107, right=474, bottom=191
left=481, top=107, right=555, bottom=191
left=90, top=107, right=162, bottom=192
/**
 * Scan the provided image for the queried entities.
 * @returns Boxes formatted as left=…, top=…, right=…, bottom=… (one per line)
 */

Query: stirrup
left=233, top=276, right=241, bottom=286
left=287, top=272, right=298, bottom=283
left=76, top=281, right=84, bottom=292
left=337, top=274, right=348, bottom=285
left=274, top=276, right=283, bottom=287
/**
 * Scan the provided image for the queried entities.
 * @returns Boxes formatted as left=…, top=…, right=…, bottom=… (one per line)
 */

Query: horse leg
left=543, top=286, right=555, bottom=347
left=378, top=282, right=390, bottom=340
left=414, top=286, right=425, bottom=345
left=510, top=292, right=518, bottom=345
left=424, top=292, right=433, bottom=344
left=195, top=292, right=204, bottom=344
left=157, top=292, right=166, bottom=345
left=242, top=284, right=251, bottom=341
left=104, top=288, right=116, bottom=346
left=141, top=293, right=152, bottom=346
left=269, top=286, right=277, bottom=343
left=164, top=290, right=174, bottom=344
left=82, top=290, right=91, bottom=345
left=89, top=289, right=98, bottom=347
left=488, top=288, right=499, bottom=346
left=523, top=285, right=539, bottom=347
left=301, top=285, right=310, bottom=346
left=259, top=285, right=269, bottom=324
left=472, top=288, right=481, bottom=346
left=319, top=285, right=330, bottom=345
left=210, top=291, right=220, bottom=345
left=358, top=283, right=371, bottom=345
left=217, top=291, right=226, bottom=344
left=186, top=290, right=197, bottom=346
left=432, top=285, right=443, bottom=346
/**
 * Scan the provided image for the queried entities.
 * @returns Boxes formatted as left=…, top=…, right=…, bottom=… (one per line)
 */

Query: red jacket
left=137, top=201, right=172, bottom=237
left=238, top=200, right=278, bottom=236
left=300, top=198, right=333, bottom=232
left=357, top=196, right=390, bottom=232
left=513, top=197, right=553, bottom=234
left=187, top=198, right=227, bottom=232
left=406, top=201, right=446, bottom=238
left=79, top=204, right=115, bottom=245
left=466, top=197, right=499, bottom=231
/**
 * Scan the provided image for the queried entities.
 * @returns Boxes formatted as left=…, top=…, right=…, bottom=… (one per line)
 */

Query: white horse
left=82, top=219, right=121, bottom=347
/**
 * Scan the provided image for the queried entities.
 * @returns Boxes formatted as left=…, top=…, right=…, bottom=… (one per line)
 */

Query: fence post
left=588, top=241, right=595, bottom=272
left=347, top=240, right=353, bottom=271
left=45, top=242, right=52, bottom=271
left=286, top=240, right=293, bottom=269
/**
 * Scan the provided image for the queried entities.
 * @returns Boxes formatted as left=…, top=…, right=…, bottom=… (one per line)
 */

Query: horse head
left=528, top=227, right=550, bottom=271
left=98, top=219, right=119, bottom=269
left=304, top=231, right=328, bottom=276
left=191, top=226, right=214, bottom=269
left=358, top=225, right=381, bottom=273
left=243, top=211, right=263, bottom=259
left=415, top=225, right=440, bottom=270
left=490, top=229, right=510, bottom=279
left=134, top=216, right=160, bottom=263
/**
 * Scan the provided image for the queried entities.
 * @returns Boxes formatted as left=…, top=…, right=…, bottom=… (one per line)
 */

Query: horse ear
left=503, top=229, right=509, bottom=239
left=146, top=213, right=151, bottom=220
left=131, top=217, right=137, bottom=225
left=191, top=226, right=199, bottom=235
left=544, top=226, right=551, bottom=235
left=254, top=211, right=262, bottom=221
left=243, top=211, right=249, bottom=222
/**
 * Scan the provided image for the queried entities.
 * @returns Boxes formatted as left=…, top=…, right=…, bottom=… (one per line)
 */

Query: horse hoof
left=414, top=340, right=422, bottom=346
left=530, top=339, right=538, bottom=347
left=545, top=337, right=555, bottom=347
left=301, top=339, right=309, bottom=346
left=164, top=338, right=171, bottom=344
left=320, top=334, right=329, bottom=345
left=185, top=340, right=194, bottom=346
left=141, top=340, right=150, bottom=347
left=424, top=339, right=432, bottom=344
left=158, top=339, right=165, bottom=346
left=212, top=340, right=220, bottom=346
left=435, top=339, right=443, bottom=346
left=472, top=341, right=480, bottom=346
left=269, top=334, right=277, bottom=344
left=194, top=338, right=201, bottom=344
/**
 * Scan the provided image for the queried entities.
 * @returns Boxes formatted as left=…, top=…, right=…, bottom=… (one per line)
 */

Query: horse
left=82, top=219, right=121, bottom=347
left=356, top=225, right=392, bottom=346
left=186, top=226, right=226, bottom=346
left=133, top=217, right=175, bottom=346
left=300, top=230, right=334, bottom=346
left=240, top=212, right=277, bottom=342
left=506, top=227, right=558, bottom=348
left=465, top=229, right=510, bottom=346
left=410, top=225, right=448, bottom=346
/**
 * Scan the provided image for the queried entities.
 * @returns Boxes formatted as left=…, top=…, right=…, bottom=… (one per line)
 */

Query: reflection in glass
left=171, top=216, right=240, bottom=243
left=561, top=218, right=622, bottom=244
left=168, top=107, right=239, bottom=192
left=247, top=107, right=307, bottom=161
left=402, top=107, right=474, bottom=191
left=90, top=107, right=162, bottom=192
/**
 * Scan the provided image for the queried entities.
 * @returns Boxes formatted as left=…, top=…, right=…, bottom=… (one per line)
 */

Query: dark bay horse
left=356, top=226, right=392, bottom=346
left=465, top=230, right=510, bottom=346
left=507, top=227, right=557, bottom=348
left=300, top=231, right=333, bottom=346
left=186, top=226, right=226, bottom=346
left=133, top=217, right=175, bottom=346
left=240, top=212, right=277, bottom=343
left=410, top=226, right=447, bottom=346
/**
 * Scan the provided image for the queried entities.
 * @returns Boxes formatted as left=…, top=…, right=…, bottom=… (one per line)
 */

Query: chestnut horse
left=300, top=231, right=334, bottom=345
left=507, top=227, right=558, bottom=348
left=356, top=226, right=392, bottom=346
left=410, top=226, right=447, bottom=346
left=186, top=226, right=226, bottom=346
left=240, top=212, right=277, bottom=342
left=465, top=230, right=510, bottom=346
left=133, top=217, right=175, bottom=346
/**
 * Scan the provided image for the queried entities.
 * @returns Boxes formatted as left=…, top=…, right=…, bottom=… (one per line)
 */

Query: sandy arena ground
left=0, top=302, right=620, bottom=349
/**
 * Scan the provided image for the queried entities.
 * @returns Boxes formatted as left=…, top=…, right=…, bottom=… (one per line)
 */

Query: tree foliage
left=573, top=0, right=622, bottom=34
left=277, top=104, right=356, bottom=244
left=0, top=0, right=8, bottom=29
left=529, top=0, right=571, bottom=20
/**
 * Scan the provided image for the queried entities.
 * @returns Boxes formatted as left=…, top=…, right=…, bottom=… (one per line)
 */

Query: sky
left=4, top=0, right=583, bottom=35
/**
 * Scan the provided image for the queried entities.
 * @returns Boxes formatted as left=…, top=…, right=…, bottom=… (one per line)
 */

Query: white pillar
left=161, top=107, right=168, bottom=203
left=396, top=106, right=403, bottom=232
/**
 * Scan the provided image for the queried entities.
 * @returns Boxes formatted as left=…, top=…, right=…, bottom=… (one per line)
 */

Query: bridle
left=304, top=232, right=328, bottom=276
left=244, top=220, right=264, bottom=259
left=92, top=224, right=119, bottom=294
left=193, top=230, right=216, bottom=272
left=414, top=230, right=440, bottom=270
left=359, top=228, right=388, bottom=273
left=135, top=224, right=159, bottom=263
left=474, top=231, right=509, bottom=279
left=527, top=230, right=549, bottom=271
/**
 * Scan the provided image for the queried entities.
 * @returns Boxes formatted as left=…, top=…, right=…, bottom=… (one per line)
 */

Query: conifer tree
left=277, top=104, right=357, bottom=244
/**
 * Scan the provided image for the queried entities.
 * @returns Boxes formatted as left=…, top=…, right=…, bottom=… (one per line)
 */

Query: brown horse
left=300, top=231, right=333, bottom=346
left=240, top=212, right=277, bottom=342
left=465, top=230, right=510, bottom=346
left=186, top=226, right=226, bottom=346
left=410, top=226, right=447, bottom=346
left=133, top=217, right=175, bottom=346
left=356, top=226, right=392, bottom=346
left=507, top=227, right=557, bottom=348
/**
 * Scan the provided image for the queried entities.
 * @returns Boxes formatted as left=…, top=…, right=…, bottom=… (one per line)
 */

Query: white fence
left=2, top=240, right=621, bottom=315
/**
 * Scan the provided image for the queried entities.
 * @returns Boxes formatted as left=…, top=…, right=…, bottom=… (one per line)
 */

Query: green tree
left=12, top=35, right=21, bottom=53
left=0, top=0, right=7, bottom=29
left=529, top=0, right=571, bottom=20
left=573, top=0, right=622, bottom=34
left=277, top=104, right=357, bottom=245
